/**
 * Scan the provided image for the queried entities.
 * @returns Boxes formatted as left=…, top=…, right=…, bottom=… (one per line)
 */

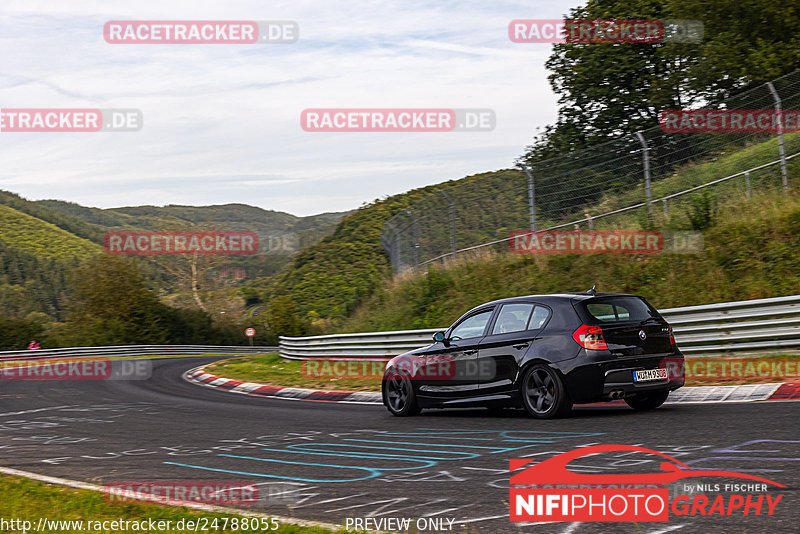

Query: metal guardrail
left=0, top=345, right=278, bottom=361
left=279, top=330, right=440, bottom=360
left=279, top=295, right=800, bottom=359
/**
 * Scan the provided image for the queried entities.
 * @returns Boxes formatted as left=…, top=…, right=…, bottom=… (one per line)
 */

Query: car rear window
left=579, top=296, right=659, bottom=323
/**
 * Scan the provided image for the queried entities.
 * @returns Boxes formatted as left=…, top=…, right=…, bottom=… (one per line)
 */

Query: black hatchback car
left=382, top=291, right=684, bottom=418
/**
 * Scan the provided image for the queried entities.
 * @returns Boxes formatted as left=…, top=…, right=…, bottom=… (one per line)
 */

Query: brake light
left=573, top=324, right=608, bottom=350
left=669, top=325, right=676, bottom=345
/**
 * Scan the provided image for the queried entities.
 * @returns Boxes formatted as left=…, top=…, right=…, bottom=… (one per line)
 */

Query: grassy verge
left=338, top=187, right=800, bottom=333
left=683, top=354, right=800, bottom=386
left=0, top=474, right=344, bottom=534
left=206, top=353, right=382, bottom=392
left=205, top=353, right=800, bottom=390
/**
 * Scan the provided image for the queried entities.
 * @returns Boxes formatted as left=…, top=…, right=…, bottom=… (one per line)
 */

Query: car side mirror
left=433, top=331, right=446, bottom=343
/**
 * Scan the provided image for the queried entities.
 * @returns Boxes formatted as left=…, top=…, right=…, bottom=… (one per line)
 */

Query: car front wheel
left=521, top=364, right=572, bottom=419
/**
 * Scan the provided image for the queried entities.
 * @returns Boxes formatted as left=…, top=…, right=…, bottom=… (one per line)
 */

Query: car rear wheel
left=624, top=390, right=669, bottom=410
left=383, top=372, right=420, bottom=416
left=521, top=364, right=572, bottom=419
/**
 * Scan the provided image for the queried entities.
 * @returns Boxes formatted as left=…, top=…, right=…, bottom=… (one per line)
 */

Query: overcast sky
left=0, top=0, right=583, bottom=216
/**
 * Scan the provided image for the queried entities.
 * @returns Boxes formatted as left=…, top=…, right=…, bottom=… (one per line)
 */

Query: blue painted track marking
left=286, top=443, right=480, bottom=460
left=268, top=445, right=473, bottom=462
left=342, top=438, right=547, bottom=450
left=165, top=454, right=425, bottom=483
left=165, top=428, right=608, bottom=482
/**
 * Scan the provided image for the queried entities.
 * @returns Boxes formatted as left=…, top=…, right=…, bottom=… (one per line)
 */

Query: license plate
left=633, top=368, right=667, bottom=382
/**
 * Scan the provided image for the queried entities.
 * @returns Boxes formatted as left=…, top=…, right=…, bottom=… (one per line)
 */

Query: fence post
left=402, top=209, right=419, bottom=267
left=745, top=171, right=752, bottom=200
left=767, top=81, right=789, bottom=191
left=382, top=221, right=399, bottom=273
left=394, top=230, right=402, bottom=272
left=584, top=212, right=594, bottom=230
left=663, top=199, right=668, bottom=218
left=438, top=190, right=457, bottom=257
left=521, top=166, right=537, bottom=231
left=635, top=131, right=653, bottom=223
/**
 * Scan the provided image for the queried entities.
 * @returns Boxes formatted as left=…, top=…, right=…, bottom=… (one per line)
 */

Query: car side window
left=450, top=309, right=493, bottom=340
left=492, top=304, right=534, bottom=335
left=528, top=305, right=551, bottom=330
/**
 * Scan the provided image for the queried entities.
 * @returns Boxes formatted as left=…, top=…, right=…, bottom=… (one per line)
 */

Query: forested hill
left=260, top=169, right=519, bottom=328
left=0, top=190, right=346, bottom=320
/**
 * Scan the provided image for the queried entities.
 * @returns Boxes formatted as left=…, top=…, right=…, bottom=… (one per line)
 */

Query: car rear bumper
left=561, top=352, right=684, bottom=403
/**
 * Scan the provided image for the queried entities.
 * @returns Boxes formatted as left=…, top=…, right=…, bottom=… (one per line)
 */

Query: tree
left=266, top=295, right=307, bottom=337
left=674, top=0, right=800, bottom=102
left=0, top=314, right=46, bottom=350
left=67, top=256, right=172, bottom=344
left=521, top=0, right=800, bottom=162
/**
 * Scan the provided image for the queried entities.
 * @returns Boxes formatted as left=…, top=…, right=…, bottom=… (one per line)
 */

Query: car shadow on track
left=404, top=405, right=685, bottom=420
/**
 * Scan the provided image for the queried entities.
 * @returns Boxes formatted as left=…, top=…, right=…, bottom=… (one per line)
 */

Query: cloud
left=0, top=0, right=583, bottom=216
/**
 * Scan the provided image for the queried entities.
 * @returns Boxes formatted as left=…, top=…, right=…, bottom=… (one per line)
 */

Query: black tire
left=383, top=371, right=421, bottom=416
left=520, top=364, right=572, bottom=419
left=625, top=390, right=669, bottom=411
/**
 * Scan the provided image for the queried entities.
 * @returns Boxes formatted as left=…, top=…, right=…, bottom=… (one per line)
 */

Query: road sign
left=245, top=328, right=255, bottom=337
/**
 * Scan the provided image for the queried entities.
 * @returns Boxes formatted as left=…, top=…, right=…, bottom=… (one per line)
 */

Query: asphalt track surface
left=0, top=356, right=798, bottom=534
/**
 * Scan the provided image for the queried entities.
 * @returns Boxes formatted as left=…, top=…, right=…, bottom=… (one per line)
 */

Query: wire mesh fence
left=382, top=69, right=800, bottom=273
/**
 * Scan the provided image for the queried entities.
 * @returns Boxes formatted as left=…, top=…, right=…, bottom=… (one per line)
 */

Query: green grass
left=0, top=474, right=347, bottom=534
left=206, top=353, right=382, bottom=392
left=0, top=204, right=102, bottom=259
left=582, top=132, right=800, bottom=221
left=338, top=186, right=800, bottom=333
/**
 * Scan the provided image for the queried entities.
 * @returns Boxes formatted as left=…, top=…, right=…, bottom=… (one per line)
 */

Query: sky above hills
left=0, top=0, right=582, bottom=215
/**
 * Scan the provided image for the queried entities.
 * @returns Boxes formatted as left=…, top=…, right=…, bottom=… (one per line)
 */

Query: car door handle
left=462, top=349, right=478, bottom=355
left=513, top=343, right=530, bottom=350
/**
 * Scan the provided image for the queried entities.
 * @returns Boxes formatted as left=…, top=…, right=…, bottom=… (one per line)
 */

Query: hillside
left=0, top=190, right=105, bottom=242
left=260, top=170, right=519, bottom=324
left=0, top=204, right=102, bottom=259
left=0, top=203, right=102, bottom=320
left=37, top=200, right=346, bottom=251
left=0, top=192, right=346, bottom=321
left=262, top=133, right=800, bottom=335
left=339, top=188, right=800, bottom=332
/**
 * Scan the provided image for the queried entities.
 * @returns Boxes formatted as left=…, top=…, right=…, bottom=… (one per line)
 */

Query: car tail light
left=669, top=325, right=676, bottom=345
left=572, top=324, right=607, bottom=350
